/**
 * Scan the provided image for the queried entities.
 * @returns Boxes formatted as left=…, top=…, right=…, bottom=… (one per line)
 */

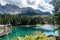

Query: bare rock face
left=0, top=4, right=51, bottom=15
left=0, top=4, right=21, bottom=14
left=55, top=36, right=60, bottom=40
left=47, top=35, right=60, bottom=40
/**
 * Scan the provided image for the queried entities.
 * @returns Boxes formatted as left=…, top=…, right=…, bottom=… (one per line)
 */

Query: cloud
left=0, top=0, right=54, bottom=14
left=45, top=0, right=52, bottom=3
left=0, top=0, right=7, bottom=5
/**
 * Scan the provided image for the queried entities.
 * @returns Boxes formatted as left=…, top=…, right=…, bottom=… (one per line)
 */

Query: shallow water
left=0, top=25, right=59, bottom=40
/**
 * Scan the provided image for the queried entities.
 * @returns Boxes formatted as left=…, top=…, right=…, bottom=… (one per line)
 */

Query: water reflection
left=0, top=25, right=59, bottom=40
left=35, top=25, right=59, bottom=36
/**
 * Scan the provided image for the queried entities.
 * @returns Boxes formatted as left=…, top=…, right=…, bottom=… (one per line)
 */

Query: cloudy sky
left=0, top=0, right=54, bottom=14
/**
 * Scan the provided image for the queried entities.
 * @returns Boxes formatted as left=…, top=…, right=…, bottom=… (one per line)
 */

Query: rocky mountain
left=0, top=4, right=21, bottom=14
left=19, top=7, right=51, bottom=15
left=0, top=4, right=51, bottom=15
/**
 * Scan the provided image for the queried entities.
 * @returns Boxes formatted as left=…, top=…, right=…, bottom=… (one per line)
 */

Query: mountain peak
left=0, top=4, right=51, bottom=15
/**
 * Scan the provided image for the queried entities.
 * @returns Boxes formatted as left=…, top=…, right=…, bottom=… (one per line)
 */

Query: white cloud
left=0, top=0, right=7, bottom=5
left=0, top=0, right=54, bottom=13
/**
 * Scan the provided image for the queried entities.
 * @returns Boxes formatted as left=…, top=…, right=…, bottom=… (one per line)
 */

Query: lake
left=0, top=25, right=59, bottom=40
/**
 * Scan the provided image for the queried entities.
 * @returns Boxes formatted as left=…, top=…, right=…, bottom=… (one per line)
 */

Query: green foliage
left=0, top=14, right=53, bottom=25
left=51, top=0, right=60, bottom=35
left=13, top=31, right=56, bottom=40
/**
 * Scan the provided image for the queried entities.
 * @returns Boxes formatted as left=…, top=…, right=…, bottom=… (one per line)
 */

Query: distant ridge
left=0, top=4, right=51, bottom=15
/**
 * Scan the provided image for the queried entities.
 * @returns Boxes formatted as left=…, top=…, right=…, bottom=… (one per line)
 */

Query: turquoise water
left=0, top=25, right=59, bottom=40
